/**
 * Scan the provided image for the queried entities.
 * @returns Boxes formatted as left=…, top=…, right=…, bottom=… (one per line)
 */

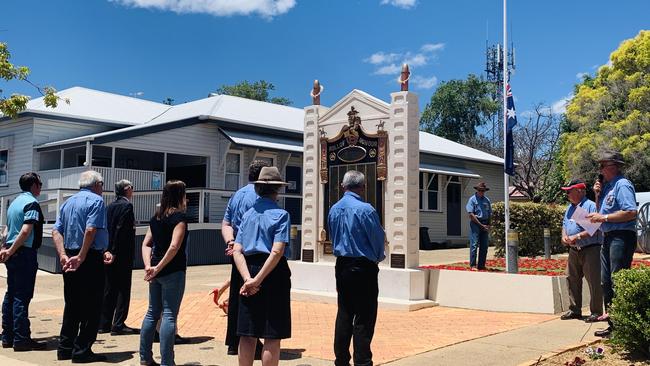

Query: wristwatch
left=604, top=214, right=609, bottom=222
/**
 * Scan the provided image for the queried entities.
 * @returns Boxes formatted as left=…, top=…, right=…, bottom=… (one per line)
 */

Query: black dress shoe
left=97, top=328, right=111, bottom=334
left=57, top=350, right=73, bottom=360
left=71, top=352, right=107, bottom=363
left=111, top=326, right=140, bottom=335
left=584, top=314, right=601, bottom=323
left=2, top=340, right=12, bottom=348
left=560, top=311, right=582, bottom=320
left=227, top=345, right=238, bottom=355
left=140, top=360, right=160, bottom=366
left=594, top=327, right=612, bottom=337
left=13, top=339, right=47, bottom=351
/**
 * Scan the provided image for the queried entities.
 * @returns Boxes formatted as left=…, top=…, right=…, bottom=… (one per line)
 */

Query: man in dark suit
left=99, top=179, right=138, bottom=335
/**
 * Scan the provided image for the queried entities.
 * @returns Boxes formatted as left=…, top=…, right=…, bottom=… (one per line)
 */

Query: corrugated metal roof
left=30, top=87, right=504, bottom=165
left=20, top=86, right=171, bottom=125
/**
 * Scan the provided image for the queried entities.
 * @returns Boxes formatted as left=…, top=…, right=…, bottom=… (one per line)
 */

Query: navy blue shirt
left=563, top=197, right=602, bottom=247
left=6, top=192, right=43, bottom=249
left=53, top=189, right=108, bottom=251
left=235, top=197, right=291, bottom=257
left=223, top=183, right=258, bottom=237
left=327, top=191, right=385, bottom=263
left=466, top=194, right=492, bottom=223
left=598, top=175, right=637, bottom=232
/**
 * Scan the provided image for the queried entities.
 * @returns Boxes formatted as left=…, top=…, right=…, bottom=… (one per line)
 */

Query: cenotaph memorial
left=289, top=66, right=434, bottom=309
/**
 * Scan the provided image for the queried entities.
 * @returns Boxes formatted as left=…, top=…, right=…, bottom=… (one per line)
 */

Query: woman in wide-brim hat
left=232, top=166, right=292, bottom=366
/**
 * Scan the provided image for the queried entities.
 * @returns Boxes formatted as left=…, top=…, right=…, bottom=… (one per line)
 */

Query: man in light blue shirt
left=52, top=170, right=113, bottom=363
left=559, top=179, right=603, bottom=323
left=0, top=172, right=46, bottom=351
left=466, top=182, right=492, bottom=270
left=328, top=170, right=385, bottom=366
left=587, top=150, right=637, bottom=337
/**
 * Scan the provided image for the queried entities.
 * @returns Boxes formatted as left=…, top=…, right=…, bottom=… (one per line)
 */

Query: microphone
left=597, top=174, right=604, bottom=183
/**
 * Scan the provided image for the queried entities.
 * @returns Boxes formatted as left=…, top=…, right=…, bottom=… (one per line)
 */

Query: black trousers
left=334, top=256, right=379, bottom=366
left=58, top=250, right=105, bottom=358
left=99, top=254, right=133, bottom=331
left=225, top=258, right=243, bottom=347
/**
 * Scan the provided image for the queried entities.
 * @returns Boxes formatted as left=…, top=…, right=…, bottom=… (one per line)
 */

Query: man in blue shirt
left=0, top=172, right=46, bottom=351
left=52, top=170, right=113, bottom=363
left=559, top=179, right=603, bottom=323
left=328, top=170, right=385, bottom=366
left=220, top=160, right=269, bottom=356
left=587, top=150, right=637, bottom=337
left=466, top=182, right=492, bottom=270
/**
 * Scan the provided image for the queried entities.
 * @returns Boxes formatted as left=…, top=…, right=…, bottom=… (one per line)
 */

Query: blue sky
left=2, top=0, right=649, bottom=118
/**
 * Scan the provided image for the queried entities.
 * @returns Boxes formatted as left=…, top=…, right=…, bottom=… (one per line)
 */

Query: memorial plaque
left=322, top=241, right=333, bottom=255
left=390, top=253, right=405, bottom=269
left=302, top=249, right=314, bottom=263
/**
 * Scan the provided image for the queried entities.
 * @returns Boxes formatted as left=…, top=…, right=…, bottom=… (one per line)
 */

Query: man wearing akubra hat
left=559, top=179, right=603, bottom=323
left=232, top=166, right=292, bottom=366
left=586, top=150, right=637, bottom=337
left=466, top=182, right=492, bottom=270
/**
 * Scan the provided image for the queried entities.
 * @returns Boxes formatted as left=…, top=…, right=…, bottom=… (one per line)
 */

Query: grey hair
left=79, top=170, right=104, bottom=189
left=341, top=170, right=365, bottom=190
left=115, top=179, right=133, bottom=196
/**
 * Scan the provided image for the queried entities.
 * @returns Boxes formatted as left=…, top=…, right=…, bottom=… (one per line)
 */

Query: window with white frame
left=419, top=172, right=439, bottom=211
left=255, top=153, right=275, bottom=167
left=0, top=150, right=7, bottom=186
left=39, top=150, right=62, bottom=171
left=225, top=152, right=242, bottom=190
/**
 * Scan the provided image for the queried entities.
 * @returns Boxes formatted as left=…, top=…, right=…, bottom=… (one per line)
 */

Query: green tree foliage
left=215, top=80, right=292, bottom=106
left=420, top=74, right=499, bottom=145
left=0, top=42, right=64, bottom=119
left=560, top=30, right=650, bottom=190
left=490, top=201, right=566, bottom=257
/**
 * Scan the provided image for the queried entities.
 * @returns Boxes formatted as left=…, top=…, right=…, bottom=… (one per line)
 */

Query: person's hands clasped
left=63, top=255, right=85, bottom=272
left=481, top=224, right=490, bottom=232
left=225, top=242, right=234, bottom=256
left=240, top=277, right=261, bottom=297
left=143, top=265, right=159, bottom=282
left=103, top=251, right=114, bottom=265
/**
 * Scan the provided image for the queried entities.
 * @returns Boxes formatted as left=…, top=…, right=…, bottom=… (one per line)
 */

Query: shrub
left=609, top=266, right=650, bottom=355
left=491, top=201, right=566, bottom=257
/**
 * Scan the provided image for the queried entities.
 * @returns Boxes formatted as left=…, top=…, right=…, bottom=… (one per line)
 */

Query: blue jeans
left=469, top=222, right=489, bottom=269
left=140, top=270, right=186, bottom=366
left=2, top=247, right=38, bottom=345
left=601, top=230, right=636, bottom=316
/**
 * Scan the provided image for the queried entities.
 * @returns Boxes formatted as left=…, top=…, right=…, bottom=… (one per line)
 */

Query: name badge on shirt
left=605, top=193, right=615, bottom=207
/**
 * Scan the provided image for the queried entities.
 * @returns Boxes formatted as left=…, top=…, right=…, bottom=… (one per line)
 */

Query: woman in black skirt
left=232, top=166, right=292, bottom=366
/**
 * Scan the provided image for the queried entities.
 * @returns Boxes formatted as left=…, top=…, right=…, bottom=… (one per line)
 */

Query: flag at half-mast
left=504, top=83, right=517, bottom=176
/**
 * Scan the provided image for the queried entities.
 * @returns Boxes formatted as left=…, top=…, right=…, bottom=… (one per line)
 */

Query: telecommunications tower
left=485, top=41, right=515, bottom=152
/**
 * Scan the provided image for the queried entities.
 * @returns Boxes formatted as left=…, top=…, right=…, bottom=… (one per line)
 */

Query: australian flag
left=504, top=83, right=517, bottom=176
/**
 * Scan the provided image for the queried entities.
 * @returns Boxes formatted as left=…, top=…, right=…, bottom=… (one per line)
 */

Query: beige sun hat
left=254, top=166, right=290, bottom=185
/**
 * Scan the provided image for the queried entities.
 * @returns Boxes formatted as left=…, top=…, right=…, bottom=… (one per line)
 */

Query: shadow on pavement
left=281, top=348, right=306, bottom=360
left=102, top=350, right=136, bottom=363
left=180, top=336, right=214, bottom=345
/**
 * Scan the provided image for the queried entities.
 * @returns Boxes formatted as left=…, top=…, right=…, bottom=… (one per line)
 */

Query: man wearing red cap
left=560, top=179, right=603, bottom=323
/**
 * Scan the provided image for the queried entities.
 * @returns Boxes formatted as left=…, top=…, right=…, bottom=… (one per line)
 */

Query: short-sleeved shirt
left=53, top=189, right=108, bottom=251
left=327, top=191, right=386, bottom=263
left=235, top=197, right=291, bottom=257
left=563, top=197, right=602, bottom=247
left=223, top=183, right=258, bottom=237
left=6, top=192, right=44, bottom=249
left=466, top=194, right=492, bottom=223
left=598, top=175, right=637, bottom=232
left=150, top=211, right=188, bottom=277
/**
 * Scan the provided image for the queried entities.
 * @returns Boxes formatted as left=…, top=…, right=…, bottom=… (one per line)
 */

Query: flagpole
left=503, top=0, right=511, bottom=270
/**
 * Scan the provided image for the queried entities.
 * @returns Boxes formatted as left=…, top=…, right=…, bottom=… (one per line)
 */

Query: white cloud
left=380, top=0, right=417, bottom=9
left=129, top=91, right=144, bottom=97
left=374, top=64, right=402, bottom=75
left=365, top=52, right=401, bottom=65
left=420, top=43, right=444, bottom=53
left=550, top=94, right=572, bottom=115
left=410, top=75, right=437, bottom=89
left=364, top=42, right=445, bottom=75
left=576, top=72, right=589, bottom=80
left=110, top=0, right=297, bottom=18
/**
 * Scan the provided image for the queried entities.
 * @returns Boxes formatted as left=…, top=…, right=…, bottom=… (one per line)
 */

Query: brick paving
left=100, top=291, right=555, bottom=364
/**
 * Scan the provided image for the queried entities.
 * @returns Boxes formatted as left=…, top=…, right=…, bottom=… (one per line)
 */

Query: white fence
left=38, top=166, right=165, bottom=192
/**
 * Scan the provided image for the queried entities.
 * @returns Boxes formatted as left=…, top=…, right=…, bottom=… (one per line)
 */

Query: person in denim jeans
left=140, top=180, right=189, bottom=366
left=0, top=172, right=46, bottom=352
left=466, top=182, right=492, bottom=270
left=587, top=150, right=637, bottom=337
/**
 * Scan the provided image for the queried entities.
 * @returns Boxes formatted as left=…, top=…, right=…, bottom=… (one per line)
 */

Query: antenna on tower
left=485, top=32, right=515, bottom=153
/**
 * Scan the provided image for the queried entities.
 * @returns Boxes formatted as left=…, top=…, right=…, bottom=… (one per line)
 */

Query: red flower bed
left=420, top=258, right=650, bottom=276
